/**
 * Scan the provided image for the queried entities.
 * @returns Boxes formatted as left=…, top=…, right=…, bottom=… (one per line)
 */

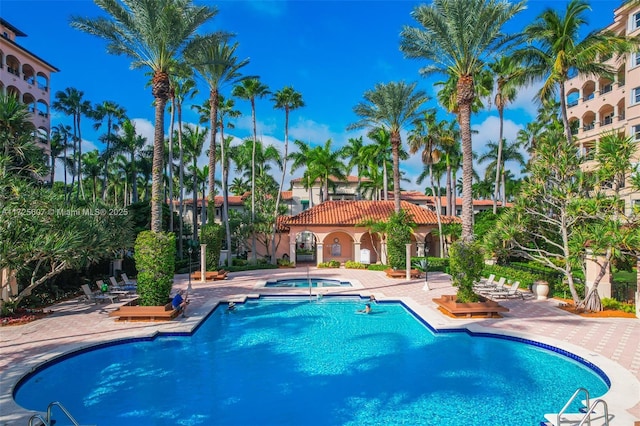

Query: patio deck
left=1, top=267, right=638, bottom=425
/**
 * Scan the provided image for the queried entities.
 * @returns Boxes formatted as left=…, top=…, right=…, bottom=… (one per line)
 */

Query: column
left=354, top=241, right=361, bottom=263
left=200, top=244, right=207, bottom=283
left=405, top=243, right=412, bottom=280
left=289, top=241, right=296, bottom=266
left=380, top=241, right=387, bottom=265
left=316, top=242, right=324, bottom=266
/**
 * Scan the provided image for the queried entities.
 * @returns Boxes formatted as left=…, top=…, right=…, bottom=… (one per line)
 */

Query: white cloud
left=472, top=116, right=525, bottom=179
left=508, top=82, right=543, bottom=118
left=130, top=118, right=155, bottom=148
left=289, top=118, right=335, bottom=145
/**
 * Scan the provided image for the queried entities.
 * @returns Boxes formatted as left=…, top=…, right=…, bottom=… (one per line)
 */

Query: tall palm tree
left=111, top=120, right=147, bottom=203
left=488, top=55, right=525, bottom=213
left=229, top=177, right=249, bottom=195
left=364, top=128, right=392, bottom=200
left=289, top=139, right=317, bottom=207
left=92, top=100, right=126, bottom=200
left=182, top=124, right=207, bottom=240
left=271, top=86, right=305, bottom=262
left=81, top=149, right=102, bottom=202
left=307, top=139, right=347, bottom=202
left=232, top=78, right=270, bottom=264
left=184, top=39, right=250, bottom=224
left=217, top=97, right=241, bottom=267
left=477, top=139, right=526, bottom=206
left=71, top=0, right=219, bottom=232
left=49, top=124, right=72, bottom=187
left=342, top=136, right=365, bottom=199
left=517, top=0, right=639, bottom=147
left=400, top=0, right=525, bottom=239
left=349, top=81, right=428, bottom=212
left=52, top=87, right=92, bottom=200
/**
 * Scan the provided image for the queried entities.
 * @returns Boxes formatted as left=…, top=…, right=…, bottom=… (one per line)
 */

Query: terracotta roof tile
left=281, top=191, right=293, bottom=200
left=290, top=175, right=369, bottom=184
left=283, top=200, right=460, bottom=226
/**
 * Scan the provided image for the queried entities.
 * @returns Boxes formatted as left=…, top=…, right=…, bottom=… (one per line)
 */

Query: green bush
left=601, top=297, right=635, bottom=313
left=411, top=256, right=449, bottom=272
left=277, top=258, right=294, bottom=267
left=318, top=260, right=341, bottom=268
left=200, top=223, right=224, bottom=270
left=367, top=264, right=389, bottom=271
left=386, top=210, right=415, bottom=269
left=227, top=263, right=278, bottom=272
left=449, top=241, right=484, bottom=303
left=233, top=258, right=248, bottom=267
left=134, top=231, right=176, bottom=306
left=345, top=261, right=366, bottom=269
left=482, top=264, right=543, bottom=290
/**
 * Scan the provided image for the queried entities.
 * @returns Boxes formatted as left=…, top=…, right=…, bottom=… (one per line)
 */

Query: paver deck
left=1, top=267, right=638, bottom=425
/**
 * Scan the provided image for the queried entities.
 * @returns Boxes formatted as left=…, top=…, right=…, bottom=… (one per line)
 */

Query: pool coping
left=3, top=291, right=638, bottom=425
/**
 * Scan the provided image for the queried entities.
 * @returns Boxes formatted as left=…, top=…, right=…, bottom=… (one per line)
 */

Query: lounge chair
left=477, top=276, right=506, bottom=293
left=487, top=281, right=524, bottom=300
left=473, top=274, right=496, bottom=289
left=81, top=283, right=118, bottom=304
left=109, top=276, right=136, bottom=292
left=121, top=273, right=136, bottom=287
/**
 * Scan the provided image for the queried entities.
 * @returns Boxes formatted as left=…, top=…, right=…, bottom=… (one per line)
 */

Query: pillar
left=405, top=243, right=412, bottom=280
left=200, top=244, right=207, bottom=283
left=316, top=242, right=324, bottom=266
left=354, top=241, right=361, bottom=263
left=289, top=241, right=296, bottom=266
left=380, top=241, right=387, bottom=265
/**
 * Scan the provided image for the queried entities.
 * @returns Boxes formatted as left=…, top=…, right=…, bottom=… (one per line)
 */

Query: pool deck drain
left=1, top=268, right=638, bottom=425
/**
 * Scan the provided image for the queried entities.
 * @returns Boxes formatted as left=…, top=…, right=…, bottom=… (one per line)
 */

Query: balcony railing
left=37, top=83, right=48, bottom=91
left=600, top=116, right=614, bottom=126
left=567, top=99, right=579, bottom=108
left=600, top=84, right=613, bottom=94
left=7, top=67, right=19, bottom=77
left=571, top=128, right=579, bottom=135
left=37, top=111, right=48, bottom=118
left=583, top=93, right=595, bottom=101
left=583, top=123, right=595, bottom=131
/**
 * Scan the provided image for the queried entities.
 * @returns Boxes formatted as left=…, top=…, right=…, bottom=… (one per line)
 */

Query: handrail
left=46, top=401, right=80, bottom=426
left=557, top=387, right=590, bottom=426
left=27, top=414, right=48, bottom=426
left=577, top=399, right=609, bottom=426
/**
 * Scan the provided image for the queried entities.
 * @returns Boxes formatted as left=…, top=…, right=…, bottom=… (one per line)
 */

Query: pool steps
left=27, top=401, right=86, bottom=426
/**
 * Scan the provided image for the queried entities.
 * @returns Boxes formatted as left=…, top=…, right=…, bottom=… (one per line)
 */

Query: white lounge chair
left=487, top=281, right=524, bottom=300
left=121, top=273, right=136, bottom=286
left=474, top=274, right=496, bottom=289
left=477, top=276, right=506, bottom=293
left=81, top=283, right=118, bottom=304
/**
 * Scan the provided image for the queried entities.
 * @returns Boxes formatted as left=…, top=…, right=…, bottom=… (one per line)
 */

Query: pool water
left=14, top=298, right=608, bottom=425
left=264, top=278, right=351, bottom=287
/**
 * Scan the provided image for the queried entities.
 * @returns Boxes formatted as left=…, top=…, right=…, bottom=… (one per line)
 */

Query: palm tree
left=184, top=39, right=250, bottom=224
left=52, top=87, right=92, bottom=200
left=49, top=125, right=71, bottom=186
left=111, top=120, right=147, bottom=203
left=71, top=0, right=219, bottom=232
left=488, top=56, right=525, bottom=213
left=308, top=139, right=347, bottom=202
left=182, top=124, right=207, bottom=240
left=400, top=0, right=525, bottom=239
left=349, top=81, right=428, bottom=212
left=342, top=136, right=365, bottom=199
left=229, top=177, right=249, bottom=195
left=0, top=94, right=44, bottom=179
left=517, top=0, right=639, bottom=149
left=477, top=139, right=526, bottom=206
left=289, top=139, right=317, bottom=207
left=364, top=128, right=392, bottom=200
left=271, top=86, right=305, bottom=262
left=81, top=149, right=102, bottom=202
left=232, top=78, right=270, bottom=264
left=92, top=100, right=126, bottom=200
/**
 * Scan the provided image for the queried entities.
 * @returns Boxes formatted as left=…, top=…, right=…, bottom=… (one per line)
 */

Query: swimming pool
left=264, top=277, right=352, bottom=287
left=14, top=298, right=608, bottom=425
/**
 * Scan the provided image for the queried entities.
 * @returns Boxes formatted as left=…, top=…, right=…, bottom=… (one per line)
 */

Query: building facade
left=0, top=18, right=59, bottom=170
left=565, top=2, right=640, bottom=214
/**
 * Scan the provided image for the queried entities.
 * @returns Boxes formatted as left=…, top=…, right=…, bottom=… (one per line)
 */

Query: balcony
left=600, top=84, right=613, bottom=94
left=7, top=67, right=19, bottom=77
left=600, top=116, right=614, bottom=126
left=583, top=93, right=595, bottom=101
left=583, top=123, right=595, bottom=131
left=618, top=114, right=626, bottom=121
left=37, top=111, right=48, bottom=118
left=571, top=128, right=579, bottom=135
left=37, top=83, right=48, bottom=92
left=568, top=99, right=579, bottom=108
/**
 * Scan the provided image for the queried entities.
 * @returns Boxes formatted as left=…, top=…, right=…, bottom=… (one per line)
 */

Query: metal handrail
left=557, top=387, right=590, bottom=426
left=577, top=399, right=609, bottom=426
left=27, top=414, right=48, bottom=426
left=46, top=401, right=80, bottom=426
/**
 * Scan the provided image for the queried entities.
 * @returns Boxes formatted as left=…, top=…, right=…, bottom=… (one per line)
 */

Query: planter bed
left=385, top=269, right=421, bottom=279
left=109, top=302, right=179, bottom=321
left=432, top=294, right=509, bottom=318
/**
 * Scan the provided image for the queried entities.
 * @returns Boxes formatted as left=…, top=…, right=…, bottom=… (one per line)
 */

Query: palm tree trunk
left=192, top=160, right=199, bottom=241
left=220, top=124, right=232, bottom=268
left=493, top=106, right=504, bottom=214
left=150, top=97, right=166, bottom=233
left=131, top=151, right=138, bottom=203
left=458, top=101, right=474, bottom=240
left=168, top=98, right=176, bottom=232
left=430, top=164, right=444, bottom=257
left=178, top=104, right=185, bottom=258
left=391, top=133, right=401, bottom=212
left=559, top=81, right=573, bottom=148
left=101, top=118, right=112, bottom=201
left=76, top=113, right=85, bottom=201
left=207, top=89, right=220, bottom=225
left=382, top=159, right=388, bottom=201
left=272, top=108, right=290, bottom=264
left=445, top=162, right=452, bottom=216
left=250, top=97, right=258, bottom=265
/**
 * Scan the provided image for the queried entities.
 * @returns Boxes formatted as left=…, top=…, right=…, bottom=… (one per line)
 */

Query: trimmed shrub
left=200, top=223, right=224, bottom=270
left=449, top=241, right=484, bottom=303
left=318, top=260, right=341, bottom=268
left=411, top=256, right=449, bottom=272
left=134, top=231, right=176, bottom=306
left=386, top=210, right=415, bottom=269
left=345, top=261, right=367, bottom=269
left=367, top=264, right=389, bottom=271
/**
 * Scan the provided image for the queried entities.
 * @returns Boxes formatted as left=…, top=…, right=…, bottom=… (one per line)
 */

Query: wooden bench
left=432, top=295, right=509, bottom=318
left=190, top=270, right=228, bottom=281
left=109, top=303, right=179, bottom=321
left=385, top=269, right=421, bottom=279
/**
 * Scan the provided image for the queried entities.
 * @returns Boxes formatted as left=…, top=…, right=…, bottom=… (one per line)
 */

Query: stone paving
left=1, top=267, right=638, bottom=425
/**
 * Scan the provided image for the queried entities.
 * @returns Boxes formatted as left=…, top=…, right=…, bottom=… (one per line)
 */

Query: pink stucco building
left=0, top=18, right=59, bottom=168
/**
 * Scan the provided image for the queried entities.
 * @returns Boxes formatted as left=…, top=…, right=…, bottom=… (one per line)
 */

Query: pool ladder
left=541, top=387, right=611, bottom=426
left=27, top=401, right=80, bottom=426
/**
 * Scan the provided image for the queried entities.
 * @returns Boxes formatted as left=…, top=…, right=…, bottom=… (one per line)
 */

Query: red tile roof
left=283, top=200, right=460, bottom=226
left=290, top=175, right=369, bottom=184
left=281, top=191, right=293, bottom=200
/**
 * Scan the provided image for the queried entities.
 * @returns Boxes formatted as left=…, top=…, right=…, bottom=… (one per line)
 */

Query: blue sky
left=3, top=0, right=623, bottom=193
